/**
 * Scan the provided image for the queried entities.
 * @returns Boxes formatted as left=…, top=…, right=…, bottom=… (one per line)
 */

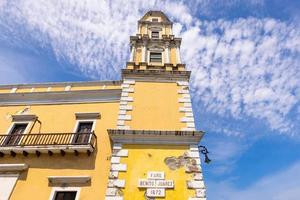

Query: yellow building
left=0, top=11, right=206, bottom=200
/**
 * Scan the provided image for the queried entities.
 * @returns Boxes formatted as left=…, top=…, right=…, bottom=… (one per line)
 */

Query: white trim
left=49, top=187, right=81, bottom=200
left=0, top=174, right=19, bottom=200
left=48, top=176, right=91, bottom=184
left=123, top=79, right=135, bottom=85
left=4, top=121, right=33, bottom=146
left=120, top=97, right=133, bottom=102
left=72, top=119, right=96, bottom=144
left=73, top=120, right=96, bottom=133
left=0, top=89, right=121, bottom=105
left=0, top=80, right=121, bottom=90
left=122, top=88, right=134, bottom=93
left=0, top=164, right=28, bottom=172
left=0, top=145, right=94, bottom=155
left=118, top=115, right=131, bottom=121
left=119, top=105, right=132, bottom=111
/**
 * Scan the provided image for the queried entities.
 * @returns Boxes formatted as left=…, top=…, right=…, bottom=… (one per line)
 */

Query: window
left=150, top=52, right=162, bottom=63
left=72, top=121, right=93, bottom=144
left=54, top=191, right=77, bottom=200
left=151, top=31, right=159, bottom=39
left=49, top=187, right=80, bottom=200
left=4, top=123, right=28, bottom=145
left=152, top=18, right=158, bottom=22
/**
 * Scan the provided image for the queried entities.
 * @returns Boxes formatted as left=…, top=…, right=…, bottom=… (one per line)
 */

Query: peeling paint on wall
left=164, top=152, right=201, bottom=173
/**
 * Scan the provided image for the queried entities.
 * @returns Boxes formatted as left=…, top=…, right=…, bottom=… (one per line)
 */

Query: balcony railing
left=0, top=132, right=96, bottom=156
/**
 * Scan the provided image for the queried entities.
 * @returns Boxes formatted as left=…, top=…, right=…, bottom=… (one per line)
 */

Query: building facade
left=0, top=11, right=206, bottom=200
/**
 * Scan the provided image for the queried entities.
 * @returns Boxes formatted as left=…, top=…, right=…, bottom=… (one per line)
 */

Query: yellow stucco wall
left=128, top=82, right=185, bottom=130
left=119, top=144, right=195, bottom=200
left=0, top=102, right=119, bottom=200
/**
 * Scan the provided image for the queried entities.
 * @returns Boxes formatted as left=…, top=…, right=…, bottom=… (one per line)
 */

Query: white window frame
left=49, top=187, right=80, bottom=200
left=4, top=121, right=33, bottom=145
left=71, top=119, right=96, bottom=144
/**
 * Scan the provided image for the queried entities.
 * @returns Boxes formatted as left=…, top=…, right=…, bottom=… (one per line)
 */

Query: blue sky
left=0, top=0, right=299, bottom=199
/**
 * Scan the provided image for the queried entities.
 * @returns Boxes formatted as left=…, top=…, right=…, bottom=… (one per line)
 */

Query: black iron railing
left=0, top=132, right=96, bottom=149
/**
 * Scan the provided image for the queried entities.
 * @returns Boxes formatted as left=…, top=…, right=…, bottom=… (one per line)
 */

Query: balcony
left=0, top=132, right=96, bottom=157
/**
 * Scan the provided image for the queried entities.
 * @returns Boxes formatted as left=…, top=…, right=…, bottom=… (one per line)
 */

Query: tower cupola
left=127, top=11, right=185, bottom=71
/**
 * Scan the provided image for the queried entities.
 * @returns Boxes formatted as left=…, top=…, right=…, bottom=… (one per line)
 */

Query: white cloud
left=206, top=137, right=247, bottom=175
left=208, top=161, right=300, bottom=200
left=185, top=18, right=300, bottom=134
left=0, top=0, right=299, bottom=135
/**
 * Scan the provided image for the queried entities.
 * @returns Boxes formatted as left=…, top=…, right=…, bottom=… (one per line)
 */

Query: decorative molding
left=48, top=176, right=91, bottom=184
left=12, top=114, right=37, bottom=122
left=0, top=164, right=28, bottom=172
left=108, top=129, right=204, bottom=145
left=122, top=69, right=190, bottom=82
left=0, top=80, right=122, bottom=90
left=117, top=79, right=135, bottom=130
left=0, top=89, right=121, bottom=105
left=120, top=97, right=133, bottom=102
left=187, top=180, right=205, bottom=189
left=106, top=144, right=127, bottom=200
left=75, top=112, right=100, bottom=120
left=111, top=164, right=127, bottom=171
left=119, top=105, right=132, bottom=111
left=112, top=149, right=129, bottom=157
left=0, top=144, right=95, bottom=155
left=111, top=157, right=121, bottom=164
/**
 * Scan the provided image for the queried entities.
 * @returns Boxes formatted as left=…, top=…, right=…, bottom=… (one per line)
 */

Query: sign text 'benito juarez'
left=137, top=171, right=174, bottom=197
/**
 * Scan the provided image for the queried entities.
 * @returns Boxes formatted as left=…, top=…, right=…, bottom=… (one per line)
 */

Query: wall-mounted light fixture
left=198, top=145, right=211, bottom=164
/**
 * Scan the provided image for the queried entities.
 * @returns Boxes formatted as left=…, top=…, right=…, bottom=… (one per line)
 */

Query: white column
left=165, top=44, right=170, bottom=63
left=129, top=45, right=135, bottom=62
left=0, top=174, right=19, bottom=200
left=176, top=46, right=181, bottom=64
left=141, top=44, right=146, bottom=63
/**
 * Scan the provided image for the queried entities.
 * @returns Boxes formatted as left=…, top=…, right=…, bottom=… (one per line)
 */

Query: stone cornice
left=0, top=164, right=28, bottom=172
left=0, top=89, right=121, bottom=105
left=130, top=35, right=181, bottom=46
left=48, top=176, right=91, bottom=184
left=122, top=68, right=190, bottom=82
left=12, top=114, right=37, bottom=121
left=0, top=80, right=121, bottom=90
left=108, top=129, right=204, bottom=145
left=138, top=21, right=172, bottom=26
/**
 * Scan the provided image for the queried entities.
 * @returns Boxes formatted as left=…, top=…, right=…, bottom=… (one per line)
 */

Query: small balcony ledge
left=0, top=132, right=96, bottom=157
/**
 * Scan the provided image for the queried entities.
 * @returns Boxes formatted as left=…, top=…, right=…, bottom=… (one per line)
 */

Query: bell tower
left=127, top=11, right=185, bottom=71
left=106, top=11, right=206, bottom=200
